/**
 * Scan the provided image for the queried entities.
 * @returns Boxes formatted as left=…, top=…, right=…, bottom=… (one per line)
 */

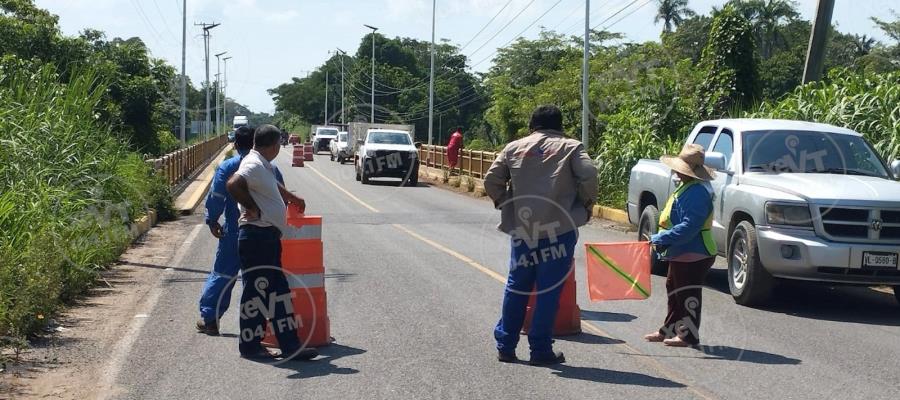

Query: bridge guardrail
left=418, top=144, right=497, bottom=179
left=147, top=134, right=229, bottom=187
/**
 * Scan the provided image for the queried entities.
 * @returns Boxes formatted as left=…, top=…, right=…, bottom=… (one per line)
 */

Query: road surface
left=107, top=151, right=900, bottom=399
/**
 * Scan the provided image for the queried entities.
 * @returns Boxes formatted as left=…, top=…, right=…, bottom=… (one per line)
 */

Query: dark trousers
left=494, top=230, right=577, bottom=358
left=658, top=257, right=715, bottom=345
left=237, top=225, right=301, bottom=354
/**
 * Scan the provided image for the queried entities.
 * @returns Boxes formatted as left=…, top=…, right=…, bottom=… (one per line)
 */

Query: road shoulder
left=0, top=216, right=202, bottom=400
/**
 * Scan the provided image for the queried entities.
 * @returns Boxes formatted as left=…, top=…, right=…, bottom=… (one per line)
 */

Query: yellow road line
left=307, top=165, right=381, bottom=213
left=310, top=162, right=716, bottom=400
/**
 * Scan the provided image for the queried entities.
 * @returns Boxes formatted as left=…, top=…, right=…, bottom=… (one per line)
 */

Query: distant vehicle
left=628, top=118, right=900, bottom=306
left=232, top=116, right=248, bottom=129
left=354, top=127, right=419, bottom=186
left=330, top=131, right=352, bottom=163
left=311, top=125, right=339, bottom=154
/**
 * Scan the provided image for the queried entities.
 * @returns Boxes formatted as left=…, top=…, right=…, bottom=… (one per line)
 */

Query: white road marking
left=96, top=223, right=203, bottom=399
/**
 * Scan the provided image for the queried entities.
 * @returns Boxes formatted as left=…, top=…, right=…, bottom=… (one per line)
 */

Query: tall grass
left=749, top=70, right=900, bottom=161
left=0, top=61, right=171, bottom=339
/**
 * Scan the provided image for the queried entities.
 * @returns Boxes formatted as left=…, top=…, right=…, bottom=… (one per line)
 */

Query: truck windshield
left=317, top=129, right=338, bottom=136
left=338, top=133, right=348, bottom=142
left=743, top=130, right=888, bottom=178
left=368, top=132, right=411, bottom=145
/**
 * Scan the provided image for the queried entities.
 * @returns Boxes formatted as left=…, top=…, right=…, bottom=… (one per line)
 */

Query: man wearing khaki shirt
left=485, top=105, right=598, bottom=365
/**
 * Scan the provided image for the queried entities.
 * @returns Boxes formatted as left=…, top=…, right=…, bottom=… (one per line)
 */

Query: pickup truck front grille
left=819, top=206, right=900, bottom=243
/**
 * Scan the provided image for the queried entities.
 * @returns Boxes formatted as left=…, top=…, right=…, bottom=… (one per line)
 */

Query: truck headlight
left=366, top=149, right=376, bottom=157
left=765, top=202, right=812, bottom=227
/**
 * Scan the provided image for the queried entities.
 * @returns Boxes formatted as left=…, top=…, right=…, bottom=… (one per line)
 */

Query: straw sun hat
left=660, top=144, right=716, bottom=181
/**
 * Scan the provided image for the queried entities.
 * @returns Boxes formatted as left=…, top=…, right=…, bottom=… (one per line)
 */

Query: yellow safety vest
left=658, top=180, right=717, bottom=256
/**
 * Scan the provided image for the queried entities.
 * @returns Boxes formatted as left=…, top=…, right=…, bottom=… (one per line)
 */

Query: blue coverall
left=198, top=151, right=285, bottom=323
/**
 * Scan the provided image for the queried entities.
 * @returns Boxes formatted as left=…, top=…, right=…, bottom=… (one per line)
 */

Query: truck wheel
left=638, top=205, right=667, bottom=275
left=728, top=221, right=774, bottom=306
left=406, top=169, right=419, bottom=187
left=355, top=165, right=361, bottom=181
left=361, top=167, right=370, bottom=184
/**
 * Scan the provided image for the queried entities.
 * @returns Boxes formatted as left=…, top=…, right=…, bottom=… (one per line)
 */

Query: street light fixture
left=364, top=24, right=378, bottom=123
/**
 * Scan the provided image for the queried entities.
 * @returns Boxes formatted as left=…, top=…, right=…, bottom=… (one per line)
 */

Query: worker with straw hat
left=644, top=143, right=718, bottom=347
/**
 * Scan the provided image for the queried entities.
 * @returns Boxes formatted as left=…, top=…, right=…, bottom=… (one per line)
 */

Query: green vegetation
left=271, top=1, right=899, bottom=208
left=0, top=0, right=255, bottom=343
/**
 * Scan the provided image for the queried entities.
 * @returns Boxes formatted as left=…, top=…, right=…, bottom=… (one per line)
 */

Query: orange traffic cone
left=262, top=206, right=331, bottom=348
left=303, top=144, right=314, bottom=161
left=292, top=145, right=304, bottom=167
left=521, top=263, right=582, bottom=336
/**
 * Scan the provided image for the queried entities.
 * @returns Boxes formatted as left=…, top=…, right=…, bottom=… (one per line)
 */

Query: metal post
left=214, top=51, right=225, bottom=135
left=364, top=25, right=378, bottom=123
left=324, top=69, right=329, bottom=125
left=581, top=0, right=590, bottom=147
left=197, top=22, right=220, bottom=139
left=428, top=0, right=436, bottom=145
left=179, top=0, right=186, bottom=145
left=337, top=48, right=346, bottom=125
left=214, top=72, right=220, bottom=135
left=223, top=56, right=231, bottom=134
left=802, top=0, right=835, bottom=84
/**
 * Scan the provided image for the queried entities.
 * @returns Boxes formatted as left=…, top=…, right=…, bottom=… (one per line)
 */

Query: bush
left=596, top=108, right=681, bottom=208
left=749, top=70, right=900, bottom=161
left=0, top=60, right=170, bottom=339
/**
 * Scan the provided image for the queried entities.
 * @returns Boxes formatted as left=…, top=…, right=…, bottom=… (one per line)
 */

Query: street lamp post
left=336, top=48, right=346, bottom=126
left=223, top=56, right=231, bottom=133
left=364, top=24, right=378, bottom=123
left=214, top=51, right=226, bottom=135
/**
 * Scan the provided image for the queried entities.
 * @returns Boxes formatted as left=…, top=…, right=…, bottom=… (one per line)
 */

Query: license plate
left=862, top=252, right=898, bottom=269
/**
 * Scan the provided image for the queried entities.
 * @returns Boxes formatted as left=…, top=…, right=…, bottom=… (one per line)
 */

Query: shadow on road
left=363, top=179, right=431, bottom=188
left=701, top=269, right=899, bottom=326
left=557, top=332, right=626, bottom=345
left=699, top=345, right=801, bottom=365
left=276, top=343, right=367, bottom=379
left=546, top=364, right=686, bottom=387
left=580, top=310, right=638, bottom=323
left=122, top=261, right=210, bottom=275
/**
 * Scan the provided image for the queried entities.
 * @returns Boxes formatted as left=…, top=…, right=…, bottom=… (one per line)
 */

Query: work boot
left=281, top=347, right=319, bottom=361
left=498, top=351, right=518, bottom=363
left=529, top=351, right=565, bottom=366
left=196, top=319, right=219, bottom=336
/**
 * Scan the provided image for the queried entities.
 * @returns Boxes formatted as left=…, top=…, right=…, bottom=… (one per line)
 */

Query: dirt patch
left=0, top=215, right=202, bottom=400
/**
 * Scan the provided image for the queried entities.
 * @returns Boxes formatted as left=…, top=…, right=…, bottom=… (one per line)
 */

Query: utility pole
left=428, top=0, right=436, bottom=145
left=337, top=48, right=346, bottom=125
left=179, top=0, right=187, bottom=145
left=196, top=22, right=220, bottom=139
left=223, top=56, right=231, bottom=133
left=364, top=24, right=378, bottom=123
left=214, top=72, right=220, bottom=135
left=214, top=51, right=226, bottom=135
left=581, top=0, right=590, bottom=147
left=802, top=0, right=835, bottom=84
left=324, top=69, right=329, bottom=125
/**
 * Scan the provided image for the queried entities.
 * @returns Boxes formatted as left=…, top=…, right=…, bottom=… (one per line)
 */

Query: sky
left=35, top=0, right=898, bottom=114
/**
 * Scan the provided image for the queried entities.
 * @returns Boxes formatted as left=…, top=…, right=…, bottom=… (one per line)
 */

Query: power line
left=467, top=0, right=539, bottom=58
left=459, top=0, right=516, bottom=51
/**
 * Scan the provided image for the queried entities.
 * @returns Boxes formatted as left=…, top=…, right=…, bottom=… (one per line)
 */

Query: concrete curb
left=418, top=165, right=630, bottom=224
left=130, top=209, right=158, bottom=240
left=173, top=146, right=231, bottom=215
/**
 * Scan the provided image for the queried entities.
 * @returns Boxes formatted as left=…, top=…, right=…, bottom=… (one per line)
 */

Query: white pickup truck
left=354, top=128, right=419, bottom=186
left=628, top=119, right=900, bottom=306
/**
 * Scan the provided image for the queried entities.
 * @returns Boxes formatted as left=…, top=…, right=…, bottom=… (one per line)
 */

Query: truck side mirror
left=357, top=139, right=365, bottom=146
left=414, top=142, right=422, bottom=149
left=705, top=152, right=727, bottom=171
left=891, top=159, right=900, bottom=179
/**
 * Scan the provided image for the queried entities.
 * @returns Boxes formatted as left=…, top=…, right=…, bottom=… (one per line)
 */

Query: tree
left=697, top=5, right=760, bottom=118
left=655, top=0, right=695, bottom=35
left=726, top=0, right=799, bottom=59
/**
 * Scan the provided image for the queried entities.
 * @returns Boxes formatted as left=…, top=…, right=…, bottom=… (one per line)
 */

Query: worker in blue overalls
left=196, top=126, right=286, bottom=335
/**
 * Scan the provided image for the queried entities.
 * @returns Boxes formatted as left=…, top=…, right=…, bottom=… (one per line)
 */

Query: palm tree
left=728, top=0, right=798, bottom=59
left=655, top=0, right=695, bottom=35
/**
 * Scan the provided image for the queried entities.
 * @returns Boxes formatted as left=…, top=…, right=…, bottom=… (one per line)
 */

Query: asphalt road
left=109, top=151, right=900, bottom=399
